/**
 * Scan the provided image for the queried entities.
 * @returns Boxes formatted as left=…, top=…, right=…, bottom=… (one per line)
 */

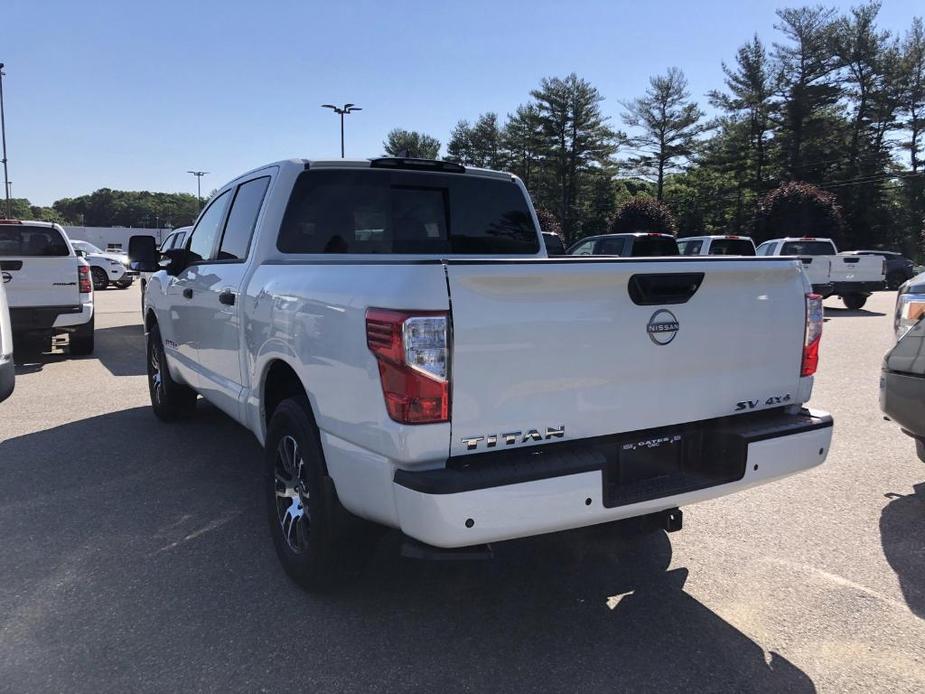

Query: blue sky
left=3, top=0, right=922, bottom=205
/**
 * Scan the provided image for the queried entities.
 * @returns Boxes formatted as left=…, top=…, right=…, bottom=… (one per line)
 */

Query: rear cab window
left=630, top=236, right=679, bottom=257
left=780, top=240, right=836, bottom=256
left=277, top=169, right=539, bottom=255
left=709, top=239, right=755, bottom=256
left=0, top=225, right=70, bottom=257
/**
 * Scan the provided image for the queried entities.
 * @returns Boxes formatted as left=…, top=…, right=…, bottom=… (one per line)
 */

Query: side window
left=756, top=242, right=774, bottom=256
left=187, top=191, right=231, bottom=262
left=569, top=240, right=595, bottom=256
left=172, top=232, right=186, bottom=249
left=217, top=177, right=271, bottom=261
left=596, top=238, right=625, bottom=255
left=680, top=240, right=703, bottom=255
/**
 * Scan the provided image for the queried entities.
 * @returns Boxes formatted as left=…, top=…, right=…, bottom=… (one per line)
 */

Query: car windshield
left=0, top=225, right=70, bottom=257
left=278, top=169, right=539, bottom=255
left=781, top=241, right=835, bottom=256
left=74, top=241, right=104, bottom=254
left=709, top=239, right=755, bottom=256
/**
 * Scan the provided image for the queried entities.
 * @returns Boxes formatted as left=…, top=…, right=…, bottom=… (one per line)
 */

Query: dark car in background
left=566, top=232, right=679, bottom=257
left=845, top=250, right=915, bottom=290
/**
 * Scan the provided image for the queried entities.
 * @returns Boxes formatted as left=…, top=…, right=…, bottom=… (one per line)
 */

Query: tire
left=887, top=271, right=906, bottom=291
left=147, top=322, right=197, bottom=420
left=91, top=266, right=109, bottom=291
left=265, top=397, right=375, bottom=591
left=69, top=316, right=95, bottom=355
left=842, top=293, right=867, bottom=310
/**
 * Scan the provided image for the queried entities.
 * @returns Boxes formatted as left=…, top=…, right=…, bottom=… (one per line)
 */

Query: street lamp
left=321, top=103, right=362, bottom=158
left=186, top=170, right=209, bottom=207
left=0, top=63, right=10, bottom=219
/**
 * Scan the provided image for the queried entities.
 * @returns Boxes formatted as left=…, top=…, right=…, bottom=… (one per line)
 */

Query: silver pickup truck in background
left=131, top=157, right=833, bottom=590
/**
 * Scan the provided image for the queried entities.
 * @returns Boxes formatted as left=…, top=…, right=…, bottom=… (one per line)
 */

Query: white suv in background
left=0, top=220, right=95, bottom=355
left=70, top=239, right=135, bottom=290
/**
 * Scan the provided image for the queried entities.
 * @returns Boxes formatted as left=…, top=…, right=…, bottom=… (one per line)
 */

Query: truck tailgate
left=830, top=254, right=884, bottom=283
left=445, top=258, right=808, bottom=457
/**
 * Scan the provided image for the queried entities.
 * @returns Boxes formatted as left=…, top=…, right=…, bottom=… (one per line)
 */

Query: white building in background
left=63, top=226, right=170, bottom=252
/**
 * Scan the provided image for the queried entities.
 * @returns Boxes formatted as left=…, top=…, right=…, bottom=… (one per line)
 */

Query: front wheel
left=265, top=397, right=375, bottom=591
left=147, top=322, right=197, bottom=420
left=842, top=293, right=868, bottom=310
left=91, top=267, right=109, bottom=291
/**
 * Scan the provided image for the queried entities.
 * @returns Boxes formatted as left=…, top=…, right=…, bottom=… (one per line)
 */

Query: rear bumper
left=392, top=408, right=833, bottom=547
left=880, top=369, right=925, bottom=462
left=9, top=302, right=93, bottom=333
left=832, top=281, right=885, bottom=294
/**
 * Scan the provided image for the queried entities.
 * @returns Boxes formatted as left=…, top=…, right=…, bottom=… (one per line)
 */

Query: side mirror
left=129, top=235, right=159, bottom=272
left=161, top=247, right=194, bottom=276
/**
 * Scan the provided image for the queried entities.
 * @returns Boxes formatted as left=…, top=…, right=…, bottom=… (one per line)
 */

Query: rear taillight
left=366, top=308, right=449, bottom=424
left=802, top=293, right=823, bottom=377
left=78, top=265, right=92, bottom=294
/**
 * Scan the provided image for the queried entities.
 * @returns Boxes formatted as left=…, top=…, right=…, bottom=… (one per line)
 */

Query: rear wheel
left=114, top=279, right=133, bottom=289
left=842, top=293, right=867, bottom=310
left=90, top=267, right=108, bottom=291
left=147, top=322, right=197, bottom=420
left=265, top=397, right=376, bottom=591
left=69, top=316, right=95, bottom=355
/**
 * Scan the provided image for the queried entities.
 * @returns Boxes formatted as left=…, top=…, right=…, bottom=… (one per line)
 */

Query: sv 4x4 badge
left=735, top=394, right=792, bottom=411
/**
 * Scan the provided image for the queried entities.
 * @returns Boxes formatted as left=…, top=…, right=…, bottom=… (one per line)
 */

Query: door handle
left=182, top=288, right=193, bottom=299
left=218, top=290, right=236, bottom=306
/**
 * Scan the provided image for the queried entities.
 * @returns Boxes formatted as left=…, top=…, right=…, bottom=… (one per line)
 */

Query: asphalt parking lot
left=1, top=286, right=923, bottom=693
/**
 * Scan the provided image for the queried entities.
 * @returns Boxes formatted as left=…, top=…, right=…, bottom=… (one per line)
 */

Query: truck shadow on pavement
left=880, top=483, right=925, bottom=619
left=823, top=307, right=886, bottom=318
left=11, top=324, right=146, bottom=377
left=0, top=404, right=815, bottom=693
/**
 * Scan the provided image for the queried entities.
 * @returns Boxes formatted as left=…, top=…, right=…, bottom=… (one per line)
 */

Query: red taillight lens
left=802, top=293, right=823, bottom=377
left=78, top=265, right=92, bottom=294
left=366, top=308, right=449, bottom=424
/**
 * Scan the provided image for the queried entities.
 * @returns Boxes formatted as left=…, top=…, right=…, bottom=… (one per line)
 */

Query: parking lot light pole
left=321, top=103, right=362, bottom=158
left=0, top=63, right=10, bottom=219
left=186, top=170, right=208, bottom=208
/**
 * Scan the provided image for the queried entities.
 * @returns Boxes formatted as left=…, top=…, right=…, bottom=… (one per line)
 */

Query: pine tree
left=621, top=67, right=705, bottom=201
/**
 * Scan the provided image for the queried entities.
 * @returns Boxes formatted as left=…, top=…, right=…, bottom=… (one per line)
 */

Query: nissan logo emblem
left=647, top=309, right=679, bottom=345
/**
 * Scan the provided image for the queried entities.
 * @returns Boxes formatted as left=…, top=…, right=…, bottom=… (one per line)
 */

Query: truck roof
left=765, top=236, right=834, bottom=243
left=0, top=219, right=63, bottom=230
left=231, top=157, right=514, bottom=182
left=680, top=235, right=753, bottom=241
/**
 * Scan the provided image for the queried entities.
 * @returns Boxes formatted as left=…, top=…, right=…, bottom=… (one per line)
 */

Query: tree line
left=5, top=188, right=202, bottom=229
left=383, top=2, right=925, bottom=254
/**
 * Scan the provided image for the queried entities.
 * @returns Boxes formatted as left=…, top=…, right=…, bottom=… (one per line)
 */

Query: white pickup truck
left=131, top=158, right=833, bottom=589
left=756, top=237, right=886, bottom=310
left=0, top=220, right=95, bottom=354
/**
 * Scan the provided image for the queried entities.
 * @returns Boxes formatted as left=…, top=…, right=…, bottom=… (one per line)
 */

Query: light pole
left=0, top=63, right=10, bottom=219
left=186, top=170, right=208, bottom=208
left=321, top=103, right=362, bottom=158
